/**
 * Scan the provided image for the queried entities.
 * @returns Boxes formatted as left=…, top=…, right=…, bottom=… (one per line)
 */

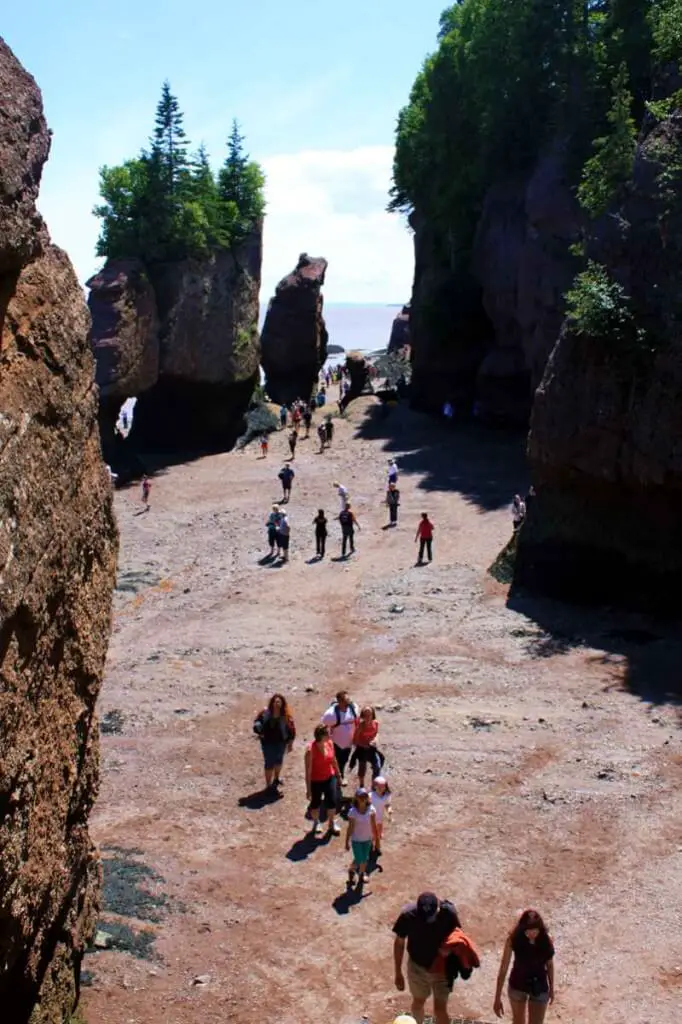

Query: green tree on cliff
left=578, top=63, right=637, bottom=217
left=94, top=85, right=265, bottom=265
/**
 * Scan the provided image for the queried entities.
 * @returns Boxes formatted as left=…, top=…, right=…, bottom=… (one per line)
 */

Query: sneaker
left=312, top=822, right=323, bottom=837
left=328, top=821, right=341, bottom=836
left=360, top=872, right=370, bottom=884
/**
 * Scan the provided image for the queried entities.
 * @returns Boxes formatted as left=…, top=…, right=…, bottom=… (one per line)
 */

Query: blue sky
left=3, top=1, right=446, bottom=303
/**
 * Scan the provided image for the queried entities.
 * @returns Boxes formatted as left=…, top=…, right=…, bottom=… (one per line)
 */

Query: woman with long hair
left=494, top=909, right=555, bottom=1023
left=253, top=693, right=296, bottom=790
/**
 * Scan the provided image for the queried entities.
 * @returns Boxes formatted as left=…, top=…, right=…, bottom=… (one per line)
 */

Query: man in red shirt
left=415, top=513, right=434, bottom=564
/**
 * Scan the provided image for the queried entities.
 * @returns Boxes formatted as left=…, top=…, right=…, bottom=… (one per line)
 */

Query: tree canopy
left=390, top=1, right=679, bottom=245
left=94, top=83, right=265, bottom=264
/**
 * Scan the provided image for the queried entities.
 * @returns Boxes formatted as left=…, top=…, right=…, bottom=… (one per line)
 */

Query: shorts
left=350, top=839, right=372, bottom=865
left=509, top=986, right=550, bottom=1005
left=277, top=533, right=290, bottom=551
left=261, top=741, right=286, bottom=770
left=407, top=958, right=450, bottom=1004
left=309, top=776, right=336, bottom=810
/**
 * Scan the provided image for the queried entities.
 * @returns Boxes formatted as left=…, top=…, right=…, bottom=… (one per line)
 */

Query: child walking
left=370, top=776, right=392, bottom=856
left=260, top=433, right=269, bottom=458
left=141, top=475, right=151, bottom=509
left=345, top=788, right=377, bottom=886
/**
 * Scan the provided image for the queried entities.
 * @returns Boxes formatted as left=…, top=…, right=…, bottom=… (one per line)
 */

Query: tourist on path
left=276, top=510, right=290, bottom=563
left=393, top=892, right=461, bottom=1024
left=253, top=693, right=296, bottom=790
left=279, top=404, right=288, bottom=429
left=345, top=787, right=378, bottom=886
left=304, top=724, right=342, bottom=837
left=339, top=504, right=360, bottom=558
left=387, top=459, right=399, bottom=486
left=288, top=428, right=298, bottom=460
left=334, top=481, right=350, bottom=509
left=321, top=690, right=359, bottom=783
left=266, top=504, right=281, bottom=557
left=512, top=494, right=526, bottom=532
left=313, top=509, right=328, bottom=559
left=386, top=482, right=400, bottom=526
left=317, top=422, right=327, bottom=452
left=279, top=465, right=294, bottom=502
left=370, top=776, right=392, bottom=855
left=141, top=475, right=151, bottom=510
left=325, top=416, right=334, bottom=446
left=350, top=705, right=383, bottom=786
left=260, top=433, right=269, bottom=458
left=303, top=407, right=312, bottom=438
left=494, top=909, right=555, bottom=1023
left=415, top=513, right=434, bottom=563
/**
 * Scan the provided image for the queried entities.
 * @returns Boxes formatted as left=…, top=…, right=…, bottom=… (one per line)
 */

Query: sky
left=3, top=1, right=447, bottom=304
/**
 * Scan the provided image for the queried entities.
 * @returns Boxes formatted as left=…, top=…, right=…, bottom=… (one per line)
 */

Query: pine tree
left=151, top=80, right=189, bottom=196
left=218, top=120, right=265, bottom=241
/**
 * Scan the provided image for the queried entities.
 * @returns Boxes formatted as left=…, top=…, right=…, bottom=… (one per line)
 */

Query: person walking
left=325, top=416, right=334, bottom=446
left=494, top=909, right=555, bottom=1023
left=288, top=428, right=298, bottom=460
left=313, top=509, right=328, bottom=559
left=276, top=510, right=291, bottom=563
left=386, top=482, right=400, bottom=526
left=339, top=504, right=360, bottom=557
left=321, top=690, right=359, bottom=783
left=303, top=406, right=312, bottom=438
left=253, top=693, right=296, bottom=790
left=351, top=705, right=382, bottom=786
left=415, top=513, right=434, bottom=564
left=393, top=892, right=461, bottom=1024
left=266, top=504, right=281, bottom=557
left=387, top=459, right=399, bottom=486
left=317, top=422, right=327, bottom=452
left=141, top=475, right=151, bottom=510
left=279, top=404, right=288, bottom=430
left=345, top=787, right=378, bottom=886
left=370, top=776, right=392, bottom=855
left=511, top=494, right=526, bottom=531
left=259, top=433, right=269, bottom=458
left=278, top=465, right=295, bottom=502
left=304, top=724, right=342, bottom=837
left=334, top=481, right=350, bottom=509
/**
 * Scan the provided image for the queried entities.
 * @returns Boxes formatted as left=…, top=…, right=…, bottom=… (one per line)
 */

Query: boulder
left=515, top=110, right=682, bottom=609
left=0, top=37, right=117, bottom=1023
left=388, top=304, right=411, bottom=353
left=260, top=253, right=329, bottom=403
left=342, top=352, right=372, bottom=407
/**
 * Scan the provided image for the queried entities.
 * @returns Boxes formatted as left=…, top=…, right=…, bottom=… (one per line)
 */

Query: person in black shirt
left=393, top=892, right=460, bottom=1024
left=313, top=509, right=328, bottom=559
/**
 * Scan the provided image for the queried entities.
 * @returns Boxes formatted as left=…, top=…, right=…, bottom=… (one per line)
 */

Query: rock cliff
left=515, top=109, right=682, bottom=609
left=89, top=229, right=262, bottom=456
left=408, top=142, right=580, bottom=422
left=388, top=304, right=411, bottom=353
left=260, top=253, right=328, bottom=403
left=0, top=37, right=117, bottom=1022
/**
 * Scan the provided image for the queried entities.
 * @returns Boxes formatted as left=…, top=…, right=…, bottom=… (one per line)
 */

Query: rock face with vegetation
left=516, top=106, right=682, bottom=609
left=0, top=37, right=117, bottom=1022
left=390, top=0, right=674, bottom=423
left=91, top=83, right=264, bottom=454
left=260, top=253, right=329, bottom=403
left=388, top=304, right=411, bottom=353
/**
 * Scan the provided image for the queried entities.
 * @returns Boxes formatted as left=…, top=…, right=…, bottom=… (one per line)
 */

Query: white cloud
left=36, top=144, right=414, bottom=306
left=261, top=145, right=414, bottom=304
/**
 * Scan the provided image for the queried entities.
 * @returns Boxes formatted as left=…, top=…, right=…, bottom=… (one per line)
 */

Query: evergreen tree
left=218, top=120, right=265, bottom=241
left=151, top=80, right=189, bottom=196
left=578, top=62, right=637, bottom=217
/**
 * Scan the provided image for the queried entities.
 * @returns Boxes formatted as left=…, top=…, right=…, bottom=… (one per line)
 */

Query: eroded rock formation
left=515, top=110, right=682, bottom=609
left=0, top=37, right=117, bottom=1022
left=260, top=253, right=328, bottom=403
left=388, top=304, right=411, bottom=353
left=89, top=230, right=262, bottom=456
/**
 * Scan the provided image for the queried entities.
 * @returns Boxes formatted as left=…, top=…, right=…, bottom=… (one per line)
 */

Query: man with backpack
left=339, top=503, right=360, bottom=557
left=321, top=689, right=359, bottom=783
left=278, top=465, right=295, bottom=502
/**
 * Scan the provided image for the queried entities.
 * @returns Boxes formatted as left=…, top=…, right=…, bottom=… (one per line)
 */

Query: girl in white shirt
left=370, top=776, right=392, bottom=855
left=345, top=788, right=377, bottom=886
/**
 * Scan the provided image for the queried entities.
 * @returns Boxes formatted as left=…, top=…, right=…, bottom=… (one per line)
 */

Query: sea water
left=258, top=302, right=400, bottom=365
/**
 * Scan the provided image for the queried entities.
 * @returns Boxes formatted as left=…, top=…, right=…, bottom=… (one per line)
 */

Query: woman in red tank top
left=304, top=725, right=341, bottom=838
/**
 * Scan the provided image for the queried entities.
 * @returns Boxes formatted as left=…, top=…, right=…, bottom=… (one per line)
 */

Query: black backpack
left=332, top=700, right=358, bottom=727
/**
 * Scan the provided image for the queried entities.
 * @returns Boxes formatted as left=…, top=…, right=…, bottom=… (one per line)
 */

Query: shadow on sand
left=506, top=589, right=682, bottom=715
left=354, top=400, right=527, bottom=512
left=238, top=788, right=282, bottom=810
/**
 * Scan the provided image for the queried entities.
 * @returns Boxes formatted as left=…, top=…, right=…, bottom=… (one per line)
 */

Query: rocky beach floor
left=83, top=391, right=682, bottom=1024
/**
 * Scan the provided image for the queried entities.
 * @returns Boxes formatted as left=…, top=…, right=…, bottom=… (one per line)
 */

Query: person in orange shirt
left=351, top=705, right=381, bottom=787
left=304, top=724, right=342, bottom=838
left=415, top=513, right=434, bottom=564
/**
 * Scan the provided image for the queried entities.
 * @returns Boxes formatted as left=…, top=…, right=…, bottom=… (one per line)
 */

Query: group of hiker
left=251, top=689, right=556, bottom=1024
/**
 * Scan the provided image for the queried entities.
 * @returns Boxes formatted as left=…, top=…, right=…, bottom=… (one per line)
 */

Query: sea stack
left=260, top=253, right=329, bottom=403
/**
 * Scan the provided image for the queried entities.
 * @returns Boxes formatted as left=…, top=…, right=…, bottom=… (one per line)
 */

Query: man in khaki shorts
left=392, top=891, right=459, bottom=1024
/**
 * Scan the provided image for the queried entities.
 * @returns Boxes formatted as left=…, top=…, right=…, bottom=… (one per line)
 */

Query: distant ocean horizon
left=258, top=302, right=403, bottom=360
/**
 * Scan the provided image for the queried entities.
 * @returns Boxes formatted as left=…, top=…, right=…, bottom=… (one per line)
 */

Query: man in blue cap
left=392, top=892, right=460, bottom=1024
